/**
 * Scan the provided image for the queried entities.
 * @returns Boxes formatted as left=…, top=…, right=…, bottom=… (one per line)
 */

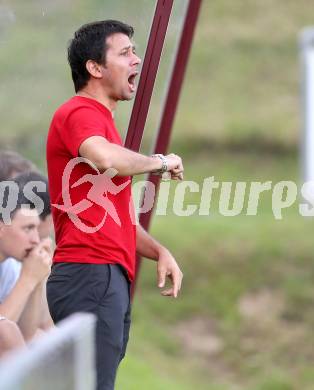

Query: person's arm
left=0, top=318, right=25, bottom=357
left=79, top=136, right=184, bottom=178
left=38, top=281, right=54, bottom=331
left=17, top=240, right=52, bottom=341
left=136, top=224, right=183, bottom=298
left=0, top=239, right=52, bottom=324
left=18, top=282, right=45, bottom=341
left=0, top=276, right=37, bottom=322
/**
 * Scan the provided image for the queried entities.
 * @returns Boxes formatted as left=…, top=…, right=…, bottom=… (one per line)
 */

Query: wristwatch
left=151, top=154, right=168, bottom=174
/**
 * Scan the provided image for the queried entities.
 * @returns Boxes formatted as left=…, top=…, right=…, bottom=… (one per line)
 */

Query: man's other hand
left=157, top=248, right=183, bottom=298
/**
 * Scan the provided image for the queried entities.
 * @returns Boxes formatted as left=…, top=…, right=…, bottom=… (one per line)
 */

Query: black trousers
left=46, top=262, right=131, bottom=390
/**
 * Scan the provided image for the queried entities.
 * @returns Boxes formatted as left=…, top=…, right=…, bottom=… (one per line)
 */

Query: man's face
left=101, top=33, right=141, bottom=102
left=0, top=208, right=40, bottom=262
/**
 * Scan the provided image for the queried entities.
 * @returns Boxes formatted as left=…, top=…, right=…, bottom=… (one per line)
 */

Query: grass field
left=1, top=1, right=314, bottom=389
left=116, top=151, right=314, bottom=389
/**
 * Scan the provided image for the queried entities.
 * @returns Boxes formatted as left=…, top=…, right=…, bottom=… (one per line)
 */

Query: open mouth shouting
left=128, top=71, right=139, bottom=93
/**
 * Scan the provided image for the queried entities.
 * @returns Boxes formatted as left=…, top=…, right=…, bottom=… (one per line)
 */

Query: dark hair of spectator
left=68, top=20, right=134, bottom=92
left=0, top=150, right=36, bottom=182
left=13, top=171, right=51, bottom=220
left=0, top=180, right=36, bottom=223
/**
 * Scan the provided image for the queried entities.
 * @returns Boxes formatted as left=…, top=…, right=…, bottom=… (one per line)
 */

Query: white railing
left=0, top=313, right=96, bottom=390
left=300, top=27, right=314, bottom=184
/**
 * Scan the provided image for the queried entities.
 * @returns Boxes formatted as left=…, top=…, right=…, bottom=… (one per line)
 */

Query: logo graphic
left=53, top=157, right=130, bottom=233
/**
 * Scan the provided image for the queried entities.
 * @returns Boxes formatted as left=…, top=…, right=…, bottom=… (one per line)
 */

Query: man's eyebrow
left=23, top=223, right=37, bottom=229
left=120, top=44, right=137, bottom=52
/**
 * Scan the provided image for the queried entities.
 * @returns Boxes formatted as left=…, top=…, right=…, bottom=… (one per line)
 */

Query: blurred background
left=1, top=0, right=314, bottom=389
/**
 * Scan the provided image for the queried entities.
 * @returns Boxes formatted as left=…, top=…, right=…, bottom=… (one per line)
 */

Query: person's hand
left=38, top=237, right=53, bottom=258
left=21, top=238, right=53, bottom=286
left=157, top=248, right=183, bottom=298
left=165, top=153, right=184, bottom=180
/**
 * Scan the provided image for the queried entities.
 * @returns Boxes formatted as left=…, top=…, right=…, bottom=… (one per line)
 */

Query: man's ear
left=85, top=60, right=102, bottom=79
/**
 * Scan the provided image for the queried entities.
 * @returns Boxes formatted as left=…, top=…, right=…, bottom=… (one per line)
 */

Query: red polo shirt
left=46, top=96, right=136, bottom=282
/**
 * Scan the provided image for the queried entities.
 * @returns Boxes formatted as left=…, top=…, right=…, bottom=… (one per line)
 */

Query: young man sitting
left=0, top=177, right=52, bottom=350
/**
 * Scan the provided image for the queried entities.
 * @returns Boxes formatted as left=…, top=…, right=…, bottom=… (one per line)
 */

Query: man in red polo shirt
left=46, top=20, right=183, bottom=390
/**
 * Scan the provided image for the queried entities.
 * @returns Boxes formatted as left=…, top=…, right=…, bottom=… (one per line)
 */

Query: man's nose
left=30, top=230, right=40, bottom=245
left=133, top=53, right=141, bottom=65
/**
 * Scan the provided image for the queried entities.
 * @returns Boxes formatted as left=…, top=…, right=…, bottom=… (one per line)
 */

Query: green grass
left=169, top=0, right=313, bottom=150
left=118, top=151, right=314, bottom=390
left=117, top=354, right=193, bottom=390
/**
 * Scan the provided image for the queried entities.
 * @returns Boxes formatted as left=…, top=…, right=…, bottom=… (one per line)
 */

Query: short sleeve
left=0, top=258, right=20, bottom=303
left=61, top=106, right=110, bottom=157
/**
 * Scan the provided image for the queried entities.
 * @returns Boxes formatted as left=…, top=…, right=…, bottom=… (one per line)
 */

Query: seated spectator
left=0, top=173, right=52, bottom=345
left=0, top=151, right=38, bottom=304
left=0, top=151, right=54, bottom=335
left=11, top=171, right=54, bottom=331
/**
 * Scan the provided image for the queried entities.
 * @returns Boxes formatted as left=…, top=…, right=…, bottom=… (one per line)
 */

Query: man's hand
left=157, top=248, right=183, bottom=298
left=165, top=153, right=184, bottom=180
left=21, top=238, right=53, bottom=287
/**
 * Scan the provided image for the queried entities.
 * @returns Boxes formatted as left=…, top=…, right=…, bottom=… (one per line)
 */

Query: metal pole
left=300, top=27, right=314, bottom=184
left=125, top=0, right=174, bottom=151
left=132, top=0, right=203, bottom=298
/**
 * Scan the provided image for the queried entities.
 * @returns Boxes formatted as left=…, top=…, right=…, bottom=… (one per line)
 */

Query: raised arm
left=79, top=136, right=184, bottom=178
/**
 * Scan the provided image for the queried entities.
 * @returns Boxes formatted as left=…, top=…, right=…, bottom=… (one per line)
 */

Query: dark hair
left=0, top=179, right=36, bottom=223
left=68, top=20, right=134, bottom=92
left=0, top=150, right=36, bottom=182
left=13, top=171, right=51, bottom=220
